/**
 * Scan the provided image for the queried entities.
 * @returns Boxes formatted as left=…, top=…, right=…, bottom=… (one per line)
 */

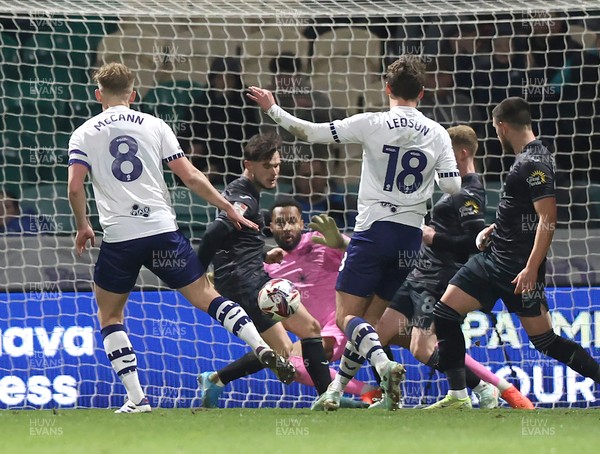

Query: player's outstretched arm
left=247, top=86, right=337, bottom=144
left=308, top=214, right=349, bottom=250
left=168, top=157, right=257, bottom=231
left=67, top=163, right=95, bottom=255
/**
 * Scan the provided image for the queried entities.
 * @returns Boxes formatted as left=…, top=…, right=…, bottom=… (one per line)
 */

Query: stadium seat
left=96, top=23, right=172, bottom=98
left=21, top=183, right=75, bottom=234
left=162, top=23, right=248, bottom=85
left=65, top=82, right=103, bottom=130
left=169, top=186, right=217, bottom=238
left=310, top=28, right=384, bottom=115
left=0, top=33, right=21, bottom=81
left=65, top=15, right=120, bottom=54
left=21, top=33, right=91, bottom=71
left=240, top=27, right=310, bottom=88
left=0, top=142, right=38, bottom=186
left=140, top=79, right=206, bottom=126
left=362, top=78, right=388, bottom=112
left=312, top=27, right=384, bottom=76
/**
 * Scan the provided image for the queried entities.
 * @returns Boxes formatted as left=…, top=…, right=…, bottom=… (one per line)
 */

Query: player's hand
left=476, top=223, right=496, bottom=251
left=421, top=225, right=435, bottom=246
left=309, top=214, right=347, bottom=249
left=511, top=266, right=538, bottom=295
left=265, top=247, right=286, bottom=264
left=225, top=205, right=259, bottom=231
left=75, top=225, right=95, bottom=256
left=246, top=86, right=276, bottom=111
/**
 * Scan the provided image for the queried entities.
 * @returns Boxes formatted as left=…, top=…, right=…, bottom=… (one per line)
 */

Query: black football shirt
left=490, top=140, right=556, bottom=272
left=409, top=173, right=486, bottom=285
left=212, top=176, right=271, bottom=297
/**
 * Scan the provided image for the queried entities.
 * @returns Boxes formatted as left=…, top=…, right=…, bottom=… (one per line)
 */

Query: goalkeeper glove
left=309, top=214, right=348, bottom=250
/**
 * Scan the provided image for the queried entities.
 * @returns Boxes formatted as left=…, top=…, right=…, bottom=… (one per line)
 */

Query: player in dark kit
left=376, top=125, right=532, bottom=409
left=196, top=133, right=333, bottom=403
left=427, top=97, right=600, bottom=409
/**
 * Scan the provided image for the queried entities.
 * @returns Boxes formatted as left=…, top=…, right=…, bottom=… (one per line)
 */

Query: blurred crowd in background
left=1, top=9, right=599, bottom=235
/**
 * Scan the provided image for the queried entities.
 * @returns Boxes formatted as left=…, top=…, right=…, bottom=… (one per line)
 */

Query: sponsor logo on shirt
left=459, top=200, right=480, bottom=217
left=233, top=202, right=248, bottom=217
left=526, top=170, right=547, bottom=187
left=131, top=204, right=151, bottom=217
left=379, top=201, right=400, bottom=213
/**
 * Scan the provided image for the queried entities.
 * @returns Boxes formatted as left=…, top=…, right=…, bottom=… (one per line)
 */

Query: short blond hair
left=93, top=62, right=134, bottom=96
left=447, top=125, right=478, bottom=156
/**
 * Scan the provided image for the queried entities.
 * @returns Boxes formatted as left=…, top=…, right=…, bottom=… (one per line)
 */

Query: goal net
left=0, top=0, right=599, bottom=409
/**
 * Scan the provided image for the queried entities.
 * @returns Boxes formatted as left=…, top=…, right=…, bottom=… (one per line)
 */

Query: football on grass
left=258, top=278, right=301, bottom=321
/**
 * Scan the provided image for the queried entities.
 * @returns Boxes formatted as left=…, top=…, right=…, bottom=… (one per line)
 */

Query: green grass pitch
left=1, top=408, right=598, bottom=453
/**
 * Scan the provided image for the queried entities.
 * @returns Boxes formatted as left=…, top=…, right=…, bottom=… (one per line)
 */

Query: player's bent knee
left=290, top=318, right=320, bottom=339
left=432, top=301, right=463, bottom=323
left=178, top=275, right=218, bottom=312
left=410, top=343, right=435, bottom=364
left=529, top=329, right=556, bottom=353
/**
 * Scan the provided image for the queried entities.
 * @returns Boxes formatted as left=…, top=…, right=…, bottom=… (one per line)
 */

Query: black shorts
left=389, top=279, right=439, bottom=329
left=220, top=286, right=277, bottom=334
left=448, top=252, right=548, bottom=317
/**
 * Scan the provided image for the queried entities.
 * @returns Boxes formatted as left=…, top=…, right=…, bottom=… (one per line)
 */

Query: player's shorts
left=319, top=318, right=347, bottom=361
left=336, top=221, right=422, bottom=301
left=221, top=284, right=277, bottom=334
left=94, top=229, right=204, bottom=294
left=389, top=279, right=440, bottom=329
left=448, top=251, right=548, bottom=317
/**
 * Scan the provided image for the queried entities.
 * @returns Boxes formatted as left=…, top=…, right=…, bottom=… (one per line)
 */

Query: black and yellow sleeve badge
left=459, top=200, right=480, bottom=216
left=526, top=170, right=547, bottom=186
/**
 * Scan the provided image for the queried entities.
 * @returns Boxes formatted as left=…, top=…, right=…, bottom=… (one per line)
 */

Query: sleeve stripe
left=438, top=171, right=460, bottom=178
left=163, top=152, right=186, bottom=163
left=329, top=122, right=340, bottom=143
left=69, top=149, right=88, bottom=157
left=68, top=159, right=91, bottom=170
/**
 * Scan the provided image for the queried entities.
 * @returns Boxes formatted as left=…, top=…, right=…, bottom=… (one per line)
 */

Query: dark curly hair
left=385, top=56, right=427, bottom=101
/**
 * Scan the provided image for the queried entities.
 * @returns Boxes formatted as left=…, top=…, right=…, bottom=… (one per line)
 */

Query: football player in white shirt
left=68, top=62, right=293, bottom=413
left=248, top=56, right=461, bottom=410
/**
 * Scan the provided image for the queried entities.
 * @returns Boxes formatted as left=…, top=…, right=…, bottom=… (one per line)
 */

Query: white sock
left=334, top=341, right=365, bottom=393
left=496, top=377, right=512, bottom=392
left=210, top=373, right=225, bottom=387
left=347, top=319, right=389, bottom=375
left=208, top=297, right=268, bottom=352
left=102, top=325, right=145, bottom=404
left=448, top=389, right=469, bottom=399
left=329, top=374, right=345, bottom=393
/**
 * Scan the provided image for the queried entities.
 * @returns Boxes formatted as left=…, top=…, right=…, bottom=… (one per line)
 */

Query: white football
left=258, top=278, right=301, bottom=321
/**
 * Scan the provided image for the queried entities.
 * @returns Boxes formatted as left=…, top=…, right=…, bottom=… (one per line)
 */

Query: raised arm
left=247, top=86, right=361, bottom=144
